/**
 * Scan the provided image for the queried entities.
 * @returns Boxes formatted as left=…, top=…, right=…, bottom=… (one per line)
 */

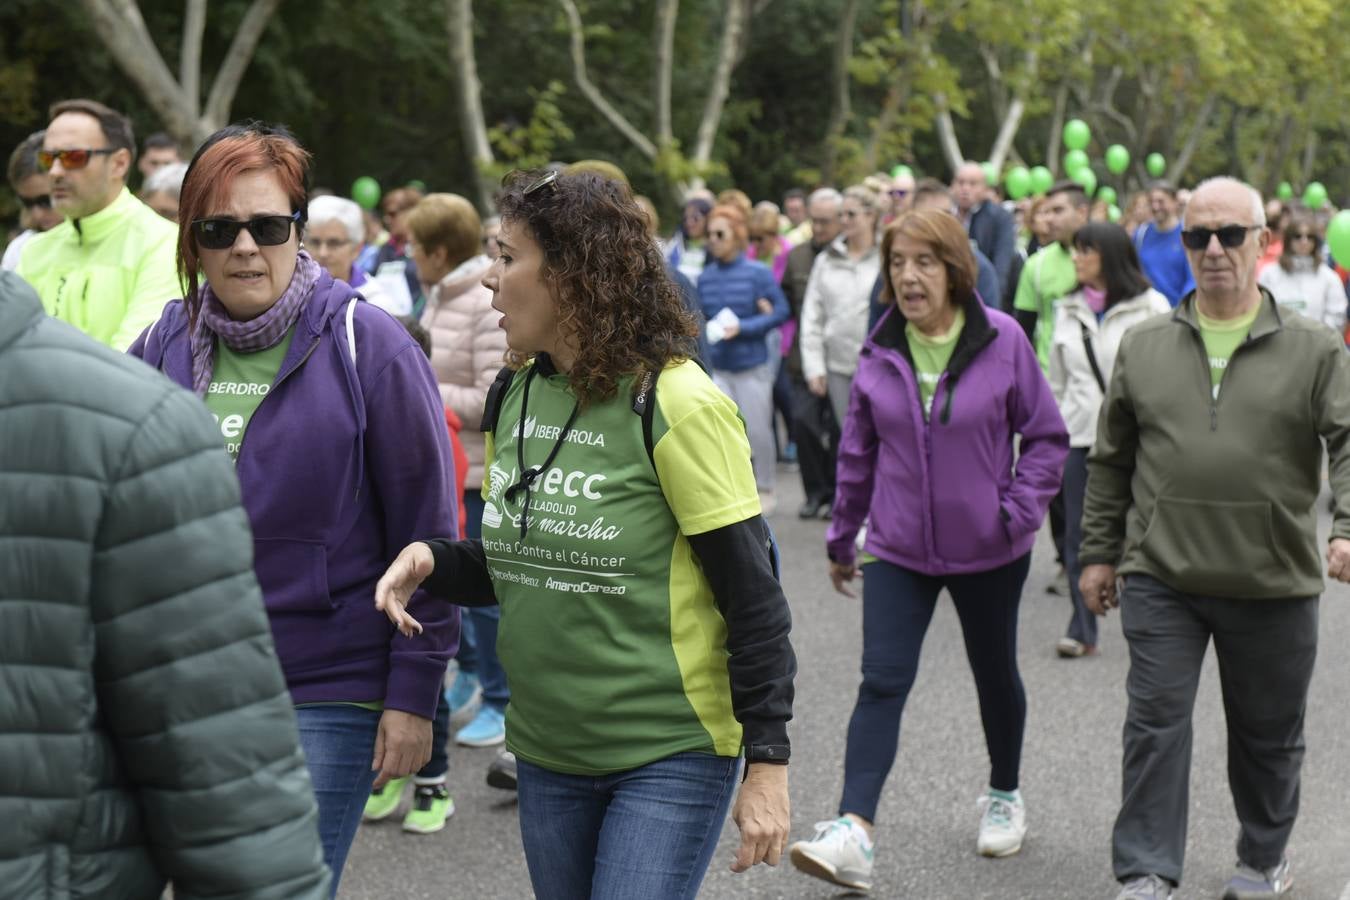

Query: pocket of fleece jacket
left=932, top=480, right=1011, bottom=563
left=252, top=538, right=336, bottom=612
left=1137, top=497, right=1293, bottom=597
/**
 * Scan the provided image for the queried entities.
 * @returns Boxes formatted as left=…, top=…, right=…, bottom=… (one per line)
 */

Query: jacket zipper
left=235, top=335, right=322, bottom=463
left=1186, top=325, right=1271, bottom=431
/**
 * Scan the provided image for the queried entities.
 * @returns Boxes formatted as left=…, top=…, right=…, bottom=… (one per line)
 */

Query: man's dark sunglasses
left=19, top=193, right=51, bottom=210
left=1180, top=225, right=1261, bottom=251
left=37, top=148, right=117, bottom=171
left=191, top=211, right=301, bottom=250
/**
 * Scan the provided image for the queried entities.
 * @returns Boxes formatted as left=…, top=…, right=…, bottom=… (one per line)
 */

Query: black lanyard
left=503, top=365, right=581, bottom=540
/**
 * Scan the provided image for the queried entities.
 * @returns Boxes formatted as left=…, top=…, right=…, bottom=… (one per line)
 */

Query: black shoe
left=798, top=498, right=828, bottom=519
left=486, top=750, right=517, bottom=791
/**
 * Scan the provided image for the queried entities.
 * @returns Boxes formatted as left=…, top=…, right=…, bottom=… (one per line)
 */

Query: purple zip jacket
left=827, top=297, right=1067, bottom=574
left=129, top=272, right=459, bottom=719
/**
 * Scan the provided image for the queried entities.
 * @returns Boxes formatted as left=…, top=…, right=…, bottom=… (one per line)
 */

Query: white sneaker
left=976, top=789, right=1026, bottom=857
left=789, top=817, right=874, bottom=891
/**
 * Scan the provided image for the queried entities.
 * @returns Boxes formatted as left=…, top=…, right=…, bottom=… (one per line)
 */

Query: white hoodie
left=799, top=237, right=881, bottom=380
left=1049, top=287, right=1171, bottom=448
left=1258, top=257, right=1347, bottom=334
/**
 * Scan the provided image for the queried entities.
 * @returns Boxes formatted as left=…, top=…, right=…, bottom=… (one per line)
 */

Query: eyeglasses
left=708, top=229, right=730, bottom=240
left=19, top=193, right=51, bottom=210
left=524, top=170, right=559, bottom=196
left=1291, top=232, right=1317, bottom=242
left=1179, top=225, right=1261, bottom=251
left=192, top=211, right=301, bottom=250
left=36, top=148, right=117, bottom=171
left=890, top=189, right=911, bottom=198
left=306, top=236, right=352, bottom=252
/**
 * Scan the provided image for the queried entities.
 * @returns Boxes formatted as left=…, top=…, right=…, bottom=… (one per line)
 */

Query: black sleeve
left=686, top=517, right=796, bottom=760
left=422, top=538, right=499, bottom=607
left=1015, top=307, right=1038, bottom=343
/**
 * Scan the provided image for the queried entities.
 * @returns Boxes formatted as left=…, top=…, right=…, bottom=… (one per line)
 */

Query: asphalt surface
left=341, top=468, right=1350, bottom=900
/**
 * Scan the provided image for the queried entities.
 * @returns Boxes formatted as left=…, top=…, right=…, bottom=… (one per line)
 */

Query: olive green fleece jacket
left=0, top=272, right=330, bottom=899
left=1080, top=289, right=1350, bottom=598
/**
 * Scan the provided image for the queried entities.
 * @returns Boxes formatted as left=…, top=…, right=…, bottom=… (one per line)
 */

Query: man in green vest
left=16, top=99, right=179, bottom=350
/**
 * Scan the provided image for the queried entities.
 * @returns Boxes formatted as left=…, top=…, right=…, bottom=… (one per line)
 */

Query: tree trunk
left=690, top=0, right=750, bottom=181
left=200, top=0, right=283, bottom=141
left=934, top=94, right=963, bottom=174
left=818, top=0, right=860, bottom=185
left=1046, top=81, right=1067, bottom=175
left=180, top=0, right=205, bottom=123
left=864, top=80, right=907, bottom=172
left=1300, top=129, right=1319, bottom=187
left=445, top=0, right=496, bottom=211
left=558, top=0, right=658, bottom=160
left=1263, top=111, right=1297, bottom=196
left=1167, top=92, right=1216, bottom=185
left=988, top=95, right=1025, bottom=171
left=653, top=0, right=679, bottom=151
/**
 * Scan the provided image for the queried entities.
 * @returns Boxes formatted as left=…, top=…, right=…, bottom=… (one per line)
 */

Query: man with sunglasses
left=14, top=98, right=179, bottom=351
left=3, top=132, right=64, bottom=272
left=1080, top=177, right=1350, bottom=900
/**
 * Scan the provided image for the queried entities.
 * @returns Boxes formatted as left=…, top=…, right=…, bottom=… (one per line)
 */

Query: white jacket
left=799, top=237, right=880, bottom=380
left=1049, top=287, right=1171, bottom=447
left=1258, top=258, right=1347, bottom=334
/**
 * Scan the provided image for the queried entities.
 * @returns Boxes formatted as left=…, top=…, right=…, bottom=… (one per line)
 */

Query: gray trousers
left=713, top=363, right=776, bottom=491
left=1113, top=574, right=1318, bottom=885
left=826, top=372, right=853, bottom=431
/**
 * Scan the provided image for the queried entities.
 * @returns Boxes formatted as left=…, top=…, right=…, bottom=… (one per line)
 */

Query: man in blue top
left=1133, top=182, right=1195, bottom=306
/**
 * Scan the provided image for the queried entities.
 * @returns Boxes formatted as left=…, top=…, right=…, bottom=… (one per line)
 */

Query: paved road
left=341, top=468, right=1350, bottom=899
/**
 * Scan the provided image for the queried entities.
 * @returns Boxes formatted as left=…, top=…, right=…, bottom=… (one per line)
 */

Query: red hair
left=177, top=126, right=311, bottom=315
left=708, top=203, right=749, bottom=252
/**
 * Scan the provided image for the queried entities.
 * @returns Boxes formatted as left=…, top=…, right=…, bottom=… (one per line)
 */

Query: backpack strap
left=345, top=297, right=358, bottom=365
left=481, top=365, right=518, bottom=434
left=631, top=368, right=660, bottom=466
left=1080, top=321, right=1107, bottom=393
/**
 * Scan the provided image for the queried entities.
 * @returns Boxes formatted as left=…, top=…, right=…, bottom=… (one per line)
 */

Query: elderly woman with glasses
left=1258, top=215, right=1348, bottom=334
left=128, top=123, right=459, bottom=894
left=306, top=194, right=396, bottom=313
left=373, top=169, right=796, bottom=900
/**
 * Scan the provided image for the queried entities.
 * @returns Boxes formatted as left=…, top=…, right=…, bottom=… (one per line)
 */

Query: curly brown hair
left=496, top=169, right=698, bottom=405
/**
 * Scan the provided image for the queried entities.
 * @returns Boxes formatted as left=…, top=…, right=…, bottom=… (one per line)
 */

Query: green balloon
left=1063, top=119, right=1091, bottom=152
left=1105, top=144, right=1130, bottom=175
left=1005, top=166, right=1032, bottom=200
left=351, top=176, right=381, bottom=210
left=982, top=162, right=999, bottom=187
left=890, top=164, right=914, bottom=179
left=1277, top=181, right=1294, bottom=201
left=1303, top=181, right=1328, bottom=209
left=1146, top=153, right=1166, bottom=177
left=1326, top=210, right=1350, bottom=263
left=1072, top=166, right=1097, bottom=197
left=1097, top=186, right=1117, bottom=206
left=1108, top=204, right=1122, bottom=223
left=1064, top=149, right=1089, bottom=175
left=1029, top=166, right=1054, bottom=195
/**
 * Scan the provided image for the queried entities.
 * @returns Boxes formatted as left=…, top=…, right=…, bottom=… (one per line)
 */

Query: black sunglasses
left=524, top=170, right=559, bottom=195
left=1180, top=225, right=1261, bottom=250
left=19, top=193, right=51, bottom=210
left=708, top=229, right=730, bottom=240
left=191, top=211, right=301, bottom=250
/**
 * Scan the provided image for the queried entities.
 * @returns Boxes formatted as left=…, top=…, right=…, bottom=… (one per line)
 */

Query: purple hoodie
left=827, top=298, right=1068, bottom=574
left=129, top=273, right=459, bottom=719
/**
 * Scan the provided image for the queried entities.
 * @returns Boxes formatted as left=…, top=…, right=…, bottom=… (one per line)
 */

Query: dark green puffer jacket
left=0, top=272, right=330, bottom=899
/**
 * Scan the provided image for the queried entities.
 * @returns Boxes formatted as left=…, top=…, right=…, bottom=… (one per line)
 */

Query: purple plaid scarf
left=190, top=251, right=321, bottom=396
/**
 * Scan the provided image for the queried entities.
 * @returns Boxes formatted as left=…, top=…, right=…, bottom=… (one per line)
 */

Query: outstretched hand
left=375, top=542, right=435, bottom=637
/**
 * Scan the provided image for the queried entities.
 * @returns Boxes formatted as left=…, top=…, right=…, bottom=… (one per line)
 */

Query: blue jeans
left=295, top=704, right=382, bottom=895
left=459, top=489, right=509, bottom=712
left=516, top=752, right=742, bottom=900
left=840, top=554, right=1030, bottom=823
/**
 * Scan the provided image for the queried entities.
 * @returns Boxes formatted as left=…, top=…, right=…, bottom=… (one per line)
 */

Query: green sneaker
left=402, top=783, right=455, bottom=834
left=362, top=776, right=409, bottom=822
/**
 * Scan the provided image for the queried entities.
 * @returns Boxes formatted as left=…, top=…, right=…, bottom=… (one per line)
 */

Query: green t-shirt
left=203, top=328, right=296, bottom=462
left=480, top=358, right=759, bottom=775
left=906, top=307, right=966, bottom=419
left=1197, top=303, right=1261, bottom=399
left=1013, top=242, right=1077, bottom=373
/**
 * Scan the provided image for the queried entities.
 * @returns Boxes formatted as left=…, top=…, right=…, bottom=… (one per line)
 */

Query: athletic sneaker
left=1223, top=858, right=1292, bottom=899
left=401, top=783, right=454, bottom=834
left=455, top=706, right=506, bottom=747
left=487, top=750, right=518, bottom=791
left=444, top=669, right=481, bottom=715
left=1056, top=637, right=1098, bottom=658
left=976, top=788, right=1026, bottom=857
left=362, top=775, right=409, bottom=822
left=1116, top=875, right=1174, bottom=899
left=1046, top=565, right=1070, bottom=595
left=789, top=817, right=874, bottom=892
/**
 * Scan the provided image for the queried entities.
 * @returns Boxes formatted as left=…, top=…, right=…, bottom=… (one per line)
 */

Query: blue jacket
left=129, top=273, right=460, bottom=720
left=697, top=253, right=789, bottom=372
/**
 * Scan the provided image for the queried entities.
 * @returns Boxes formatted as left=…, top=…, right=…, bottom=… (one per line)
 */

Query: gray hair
left=142, top=162, right=188, bottom=199
left=1184, top=177, right=1265, bottom=228
left=807, top=187, right=843, bottom=209
left=7, top=131, right=44, bottom=189
left=307, top=195, right=365, bottom=244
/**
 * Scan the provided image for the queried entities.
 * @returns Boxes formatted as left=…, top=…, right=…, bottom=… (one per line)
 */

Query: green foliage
left=483, top=80, right=575, bottom=178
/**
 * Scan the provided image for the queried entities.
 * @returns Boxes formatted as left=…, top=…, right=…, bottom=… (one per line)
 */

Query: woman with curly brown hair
left=372, top=169, right=797, bottom=899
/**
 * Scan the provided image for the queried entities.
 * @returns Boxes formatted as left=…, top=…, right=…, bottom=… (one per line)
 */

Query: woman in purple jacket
left=129, top=123, right=459, bottom=893
left=789, top=209, right=1067, bottom=892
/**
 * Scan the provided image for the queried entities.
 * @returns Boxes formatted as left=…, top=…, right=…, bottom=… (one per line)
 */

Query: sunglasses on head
left=19, top=193, right=51, bottom=210
left=524, top=170, right=559, bottom=196
left=37, top=148, right=117, bottom=171
left=192, top=211, right=301, bottom=250
left=1180, top=225, right=1260, bottom=251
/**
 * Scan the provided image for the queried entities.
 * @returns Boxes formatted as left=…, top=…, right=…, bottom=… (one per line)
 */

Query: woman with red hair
left=128, top=122, right=459, bottom=892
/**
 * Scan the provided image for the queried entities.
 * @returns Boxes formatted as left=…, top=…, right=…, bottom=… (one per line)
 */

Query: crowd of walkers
left=4, top=95, right=1350, bottom=900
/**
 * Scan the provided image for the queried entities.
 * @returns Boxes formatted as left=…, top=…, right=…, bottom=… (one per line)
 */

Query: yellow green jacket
left=16, top=187, right=180, bottom=350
